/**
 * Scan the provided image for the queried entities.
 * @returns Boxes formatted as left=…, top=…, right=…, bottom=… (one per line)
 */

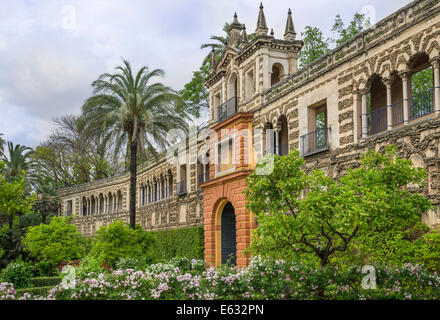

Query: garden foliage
left=245, top=145, right=433, bottom=268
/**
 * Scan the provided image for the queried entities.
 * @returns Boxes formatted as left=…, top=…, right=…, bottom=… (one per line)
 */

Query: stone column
left=361, top=91, right=368, bottom=139
left=274, top=127, right=280, bottom=155
left=431, top=58, right=440, bottom=116
left=400, top=72, right=410, bottom=125
left=384, top=78, right=393, bottom=131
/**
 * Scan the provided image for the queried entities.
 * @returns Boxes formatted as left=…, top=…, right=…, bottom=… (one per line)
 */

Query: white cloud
left=0, top=0, right=412, bottom=148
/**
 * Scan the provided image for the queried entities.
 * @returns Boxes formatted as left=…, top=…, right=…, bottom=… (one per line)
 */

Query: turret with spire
left=284, top=8, right=296, bottom=41
left=255, top=3, right=268, bottom=36
left=228, top=12, right=243, bottom=48
left=239, top=24, right=248, bottom=48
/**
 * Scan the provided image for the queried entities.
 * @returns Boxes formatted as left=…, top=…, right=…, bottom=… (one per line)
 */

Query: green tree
left=23, top=216, right=85, bottom=269
left=78, top=59, right=188, bottom=229
left=0, top=214, right=41, bottom=268
left=412, top=67, right=433, bottom=96
left=33, top=115, right=123, bottom=189
left=1, top=142, right=35, bottom=181
left=332, top=13, right=369, bottom=47
left=245, top=145, right=431, bottom=268
left=0, top=161, right=35, bottom=229
left=179, top=64, right=210, bottom=118
left=298, top=13, right=368, bottom=68
left=89, top=220, right=141, bottom=268
left=298, top=26, right=330, bottom=68
left=33, top=176, right=59, bottom=224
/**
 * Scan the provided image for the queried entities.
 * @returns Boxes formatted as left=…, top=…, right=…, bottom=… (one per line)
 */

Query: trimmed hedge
left=16, top=286, right=53, bottom=297
left=30, top=277, right=62, bottom=288
left=149, top=226, right=204, bottom=261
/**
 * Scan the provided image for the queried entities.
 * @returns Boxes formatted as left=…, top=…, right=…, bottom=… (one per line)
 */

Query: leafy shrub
left=23, top=217, right=86, bottom=267
left=34, top=261, right=55, bottom=277
left=30, top=277, right=62, bottom=288
left=146, top=263, right=178, bottom=274
left=0, top=260, right=34, bottom=289
left=75, top=256, right=105, bottom=279
left=169, top=257, right=191, bottom=272
left=149, top=227, right=204, bottom=261
left=16, top=286, right=53, bottom=298
left=360, top=230, right=440, bottom=272
left=89, top=221, right=141, bottom=268
left=115, top=257, right=141, bottom=271
left=191, top=259, right=207, bottom=273
left=0, top=213, right=42, bottom=269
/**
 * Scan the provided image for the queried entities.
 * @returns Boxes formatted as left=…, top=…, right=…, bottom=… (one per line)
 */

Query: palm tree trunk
left=129, top=139, right=137, bottom=229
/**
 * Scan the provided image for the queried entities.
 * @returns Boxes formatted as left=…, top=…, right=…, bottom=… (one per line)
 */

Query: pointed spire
left=255, top=3, right=268, bottom=36
left=232, top=12, right=240, bottom=26
left=241, top=24, right=248, bottom=43
left=209, top=48, right=216, bottom=73
left=229, top=12, right=243, bottom=48
left=284, top=8, right=296, bottom=41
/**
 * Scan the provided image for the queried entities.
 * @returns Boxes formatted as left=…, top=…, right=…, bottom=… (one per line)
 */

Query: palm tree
left=78, top=59, right=188, bottom=229
left=200, top=22, right=232, bottom=65
left=33, top=176, right=59, bottom=224
left=200, top=22, right=256, bottom=66
left=1, top=142, right=35, bottom=178
left=0, top=133, right=5, bottom=156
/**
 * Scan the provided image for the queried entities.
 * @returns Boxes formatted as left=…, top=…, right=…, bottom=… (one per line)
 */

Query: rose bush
left=2, top=256, right=439, bottom=300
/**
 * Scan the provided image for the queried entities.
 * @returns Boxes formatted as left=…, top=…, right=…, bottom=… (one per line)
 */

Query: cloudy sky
left=0, top=0, right=411, bottom=148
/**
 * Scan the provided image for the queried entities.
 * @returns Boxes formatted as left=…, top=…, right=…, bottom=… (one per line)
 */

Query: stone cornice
left=199, top=170, right=252, bottom=189
left=211, top=112, right=254, bottom=131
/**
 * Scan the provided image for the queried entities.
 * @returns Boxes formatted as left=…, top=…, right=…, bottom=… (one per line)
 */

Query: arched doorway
left=221, top=202, right=236, bottom=265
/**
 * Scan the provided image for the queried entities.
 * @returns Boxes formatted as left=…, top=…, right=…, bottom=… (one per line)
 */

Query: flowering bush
left=0, top=260, right=34, bottom=289
left=2, top=256, right=440, bottom=300
left=191, top=259, right=207, bottom=273
left=75, top=256, right=106, bottom=279
left=115, top=257, right=141, bottom=271
left=0, top=282, right=17, bottom=300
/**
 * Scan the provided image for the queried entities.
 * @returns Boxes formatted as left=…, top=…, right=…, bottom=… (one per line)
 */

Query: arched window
left=117, top=191, right=123, bottom=211
left=245, top=69, right=254, bottom=101
left=271, top=63, right=284, bottom=86
left=264, top=122, right=276, bottom=155
left=408, top=53, right=434, bottom=120
left=108, top=193, right=113, bottom=213
left=99, top=193, right=104, bottom=214
left=91, top=196, right=96, bottom=215
left=278, top=116, right=289, bottom=156
left=227, top=72, right=238, bottom=100
left=82, top=197, right=87, bottom=216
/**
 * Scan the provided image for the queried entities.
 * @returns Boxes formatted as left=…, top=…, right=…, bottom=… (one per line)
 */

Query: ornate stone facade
left=57, top=146, right=206, bottom=237
left=58, top=0, right=440, bottom=268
